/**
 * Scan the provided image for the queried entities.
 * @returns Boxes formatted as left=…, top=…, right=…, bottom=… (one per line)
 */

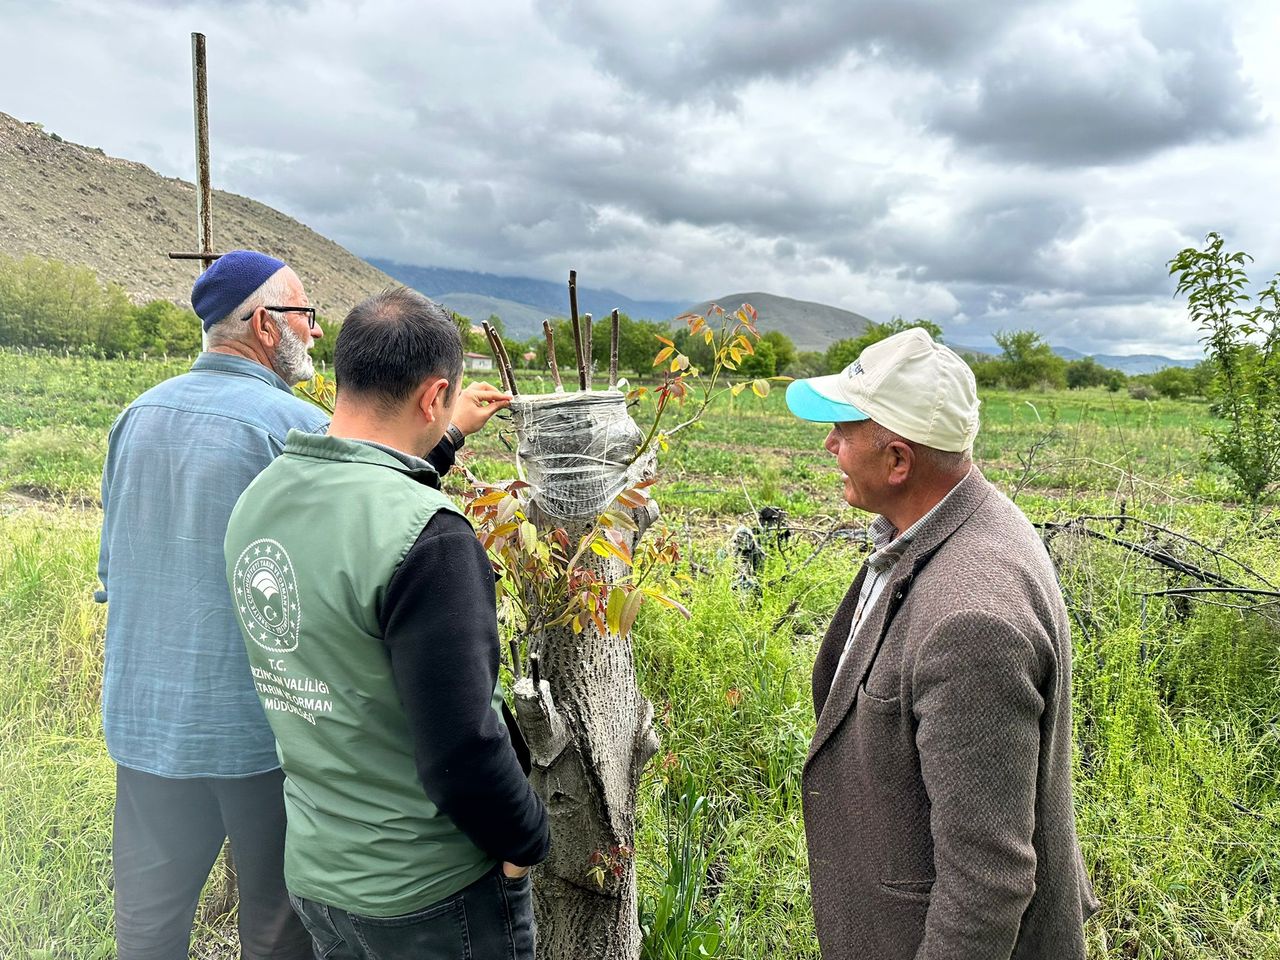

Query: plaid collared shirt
left=835, top=483, right=963, bottom=676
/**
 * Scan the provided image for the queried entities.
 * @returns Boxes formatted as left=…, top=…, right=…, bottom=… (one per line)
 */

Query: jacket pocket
left=879, top=878, right=934, bottom=902
left=856, top=682, right=901, bottom=715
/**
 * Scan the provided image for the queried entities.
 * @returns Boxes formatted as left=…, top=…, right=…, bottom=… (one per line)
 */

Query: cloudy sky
left=3, top=0, right=1277, bottom=356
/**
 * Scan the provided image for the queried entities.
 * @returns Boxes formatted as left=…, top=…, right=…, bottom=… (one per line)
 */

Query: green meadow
left=1, top=347, right=1277, bottom=959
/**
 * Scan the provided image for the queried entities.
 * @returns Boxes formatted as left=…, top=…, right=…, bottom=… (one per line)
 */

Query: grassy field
left=1, top=348, right=1278, bottom=959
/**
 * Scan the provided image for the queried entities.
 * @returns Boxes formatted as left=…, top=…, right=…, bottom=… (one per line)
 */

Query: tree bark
left=508, top=393, right=660, bottom=960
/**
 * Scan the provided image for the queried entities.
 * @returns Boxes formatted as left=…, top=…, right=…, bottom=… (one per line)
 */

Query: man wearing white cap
left=786, top=327, right=1096, bottom=959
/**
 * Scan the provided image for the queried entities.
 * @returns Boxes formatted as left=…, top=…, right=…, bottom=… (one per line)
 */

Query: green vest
left=224, top=430, right=500, bottom=916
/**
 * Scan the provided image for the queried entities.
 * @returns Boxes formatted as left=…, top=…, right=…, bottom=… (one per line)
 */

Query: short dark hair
left=334, top=287, right=463, bottom=410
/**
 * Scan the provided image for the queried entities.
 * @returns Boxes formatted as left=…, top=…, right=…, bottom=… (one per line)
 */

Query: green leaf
left=620, top=588, right=645, bottom=635
left=605, top=586, right=626, bottom=634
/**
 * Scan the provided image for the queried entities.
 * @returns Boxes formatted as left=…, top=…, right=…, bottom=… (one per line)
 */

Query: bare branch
left=482, top=321, right=518, bottom=395
left=609, top=309, right=620, bottom=388
left=569, top=270, right=586, bottom=390
left=1038, top=519, right=1236, bottom=587
left=543, top=319, right=563, bottom=389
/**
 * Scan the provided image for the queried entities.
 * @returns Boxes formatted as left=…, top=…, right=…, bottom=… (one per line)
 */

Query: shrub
left=992, top=330, right=1067, bottom=390
left=1169, top=232, right=1280, bottom=503
left=1149, top=366, right=1197, bottom=400
left=1066, top=356, right=1120, bottom=390
left=824, top=317, right=943, bottom=374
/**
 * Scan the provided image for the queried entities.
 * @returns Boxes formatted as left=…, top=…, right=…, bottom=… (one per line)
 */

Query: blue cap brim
left=785, top=378, right=871, bottom=423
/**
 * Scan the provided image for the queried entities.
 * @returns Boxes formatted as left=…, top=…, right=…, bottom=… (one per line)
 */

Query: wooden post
left=169, top=32, right=223, bottom=269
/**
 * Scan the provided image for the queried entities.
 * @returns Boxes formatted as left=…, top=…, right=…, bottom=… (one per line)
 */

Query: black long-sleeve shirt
left=379, top=507, right=550, bottom=867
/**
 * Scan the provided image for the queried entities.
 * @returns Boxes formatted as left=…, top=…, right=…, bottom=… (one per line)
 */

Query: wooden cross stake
left=168, top=33, right=224, bottom=271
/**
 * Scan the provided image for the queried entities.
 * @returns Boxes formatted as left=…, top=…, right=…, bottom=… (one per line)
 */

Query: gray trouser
left=113, top=764, right=313, bottom=960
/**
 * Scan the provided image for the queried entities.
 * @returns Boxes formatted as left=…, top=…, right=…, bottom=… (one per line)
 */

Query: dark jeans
left=288, top=867, right=535, bottom=960
left=113, top=764, right=313, bottom=960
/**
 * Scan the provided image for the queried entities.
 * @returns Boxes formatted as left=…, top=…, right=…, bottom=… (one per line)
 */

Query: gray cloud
left=927, top=0, right=1264, bottom=165
left=818, top=189, right=1088, bottom=289
left=4, top=0, right=1278, bottom=357
left=535, top=0, right=1045, bottom=105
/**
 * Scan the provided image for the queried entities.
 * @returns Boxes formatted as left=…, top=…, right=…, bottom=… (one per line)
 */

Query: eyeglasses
left=240, top=305, right=318, bottom=331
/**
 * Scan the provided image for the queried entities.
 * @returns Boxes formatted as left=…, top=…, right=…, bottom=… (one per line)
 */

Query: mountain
left=368, top=259, right=687, bottom=327
left=0, top=111, right=395, bottom=319
left=1051, top=345, right=1199, bottom=375
left=433, top=293, right=549, bottom=337
left=683, top=292, right=872, bottom=351
left=949, top=341, right=1200, bottom=375
left=1088, top=353, right=1199, bottom=375
left=370, top=261, right=876, bottom=349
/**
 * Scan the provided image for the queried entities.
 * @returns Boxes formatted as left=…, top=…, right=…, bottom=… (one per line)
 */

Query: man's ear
left=885, top=439, right=914, bottom=487
left=416, top=377, right=451, bottom=424
left=249, top=308, right=278, bottom=348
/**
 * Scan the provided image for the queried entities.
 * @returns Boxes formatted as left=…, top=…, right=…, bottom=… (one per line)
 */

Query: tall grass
left=1, top=351, right=1277, bottom=958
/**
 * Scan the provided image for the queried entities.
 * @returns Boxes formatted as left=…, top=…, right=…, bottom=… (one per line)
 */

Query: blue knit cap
left=191, top=250, right=287, bottom=330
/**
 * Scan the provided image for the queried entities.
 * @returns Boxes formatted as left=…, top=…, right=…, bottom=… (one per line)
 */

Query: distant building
left=464, top=351, right=495, bottom=372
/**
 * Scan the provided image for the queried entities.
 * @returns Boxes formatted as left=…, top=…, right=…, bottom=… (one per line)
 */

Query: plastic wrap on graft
left=509, top=391, right=655, bottom=521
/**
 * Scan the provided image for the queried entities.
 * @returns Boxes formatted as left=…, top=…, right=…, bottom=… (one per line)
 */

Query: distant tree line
left=0, top=254, right=203, bottom=357
left=1, top=253, right=1210, bottom=405
left=965, top=329, right=1210, bottom=399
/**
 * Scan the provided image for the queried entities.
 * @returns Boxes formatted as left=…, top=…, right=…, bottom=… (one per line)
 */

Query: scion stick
left=569, top=270, right=586, bottom=390
left=480, top=322, right=507, bottom=392
left=542, top=320, right=563, bottom=389
left=493, top=332, right=520, bottom=396
left=609, top=308, right=620, bottom=388
left=482, top=321, right=517, bottom=395
left=583, top=312, right=593, bottom=390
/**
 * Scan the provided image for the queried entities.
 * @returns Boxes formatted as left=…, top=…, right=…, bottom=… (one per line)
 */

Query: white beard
left=273, top=318, right=315, bottom=385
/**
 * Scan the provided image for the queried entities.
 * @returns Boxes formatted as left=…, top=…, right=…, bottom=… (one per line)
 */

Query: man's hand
left=502, top=862, right=531, bottom=879
left=451, top=381, right=512, bottom=437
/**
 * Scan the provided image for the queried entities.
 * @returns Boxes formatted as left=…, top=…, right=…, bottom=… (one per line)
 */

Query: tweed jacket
left=803, top=467, right=1098, bottom=960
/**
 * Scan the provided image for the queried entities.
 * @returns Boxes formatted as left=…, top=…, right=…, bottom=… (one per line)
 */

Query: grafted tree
left=463, top=278, right=776, bottom=958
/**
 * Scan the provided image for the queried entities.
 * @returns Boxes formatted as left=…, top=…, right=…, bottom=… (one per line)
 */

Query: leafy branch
left=630, top=303, right=791, bottom=461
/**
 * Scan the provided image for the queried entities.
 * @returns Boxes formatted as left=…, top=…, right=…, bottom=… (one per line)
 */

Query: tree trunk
left=508, top=392, right=660, bottom=960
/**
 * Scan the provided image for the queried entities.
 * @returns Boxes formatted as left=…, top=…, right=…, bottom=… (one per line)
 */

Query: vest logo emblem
left=233, top=538, right=300, bottom=652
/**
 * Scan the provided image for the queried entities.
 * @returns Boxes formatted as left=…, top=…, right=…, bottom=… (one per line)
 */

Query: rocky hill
left=0, top=111, right=394, bottom=318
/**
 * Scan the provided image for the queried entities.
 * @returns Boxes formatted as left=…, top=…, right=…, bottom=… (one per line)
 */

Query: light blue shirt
left=96, top=352, right=330, bottom=778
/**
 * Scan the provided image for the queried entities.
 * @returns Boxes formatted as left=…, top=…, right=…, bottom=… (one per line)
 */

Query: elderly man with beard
left=96, top=251, right=509, bottom=960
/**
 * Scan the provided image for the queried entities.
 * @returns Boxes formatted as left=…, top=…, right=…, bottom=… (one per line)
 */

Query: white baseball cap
left=785, top=327, right=980, bottom=452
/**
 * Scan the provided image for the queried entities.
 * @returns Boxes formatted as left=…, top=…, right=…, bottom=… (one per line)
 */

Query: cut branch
left=482, top=321, right=518, bottom=395
left=1037, top=519, right=1237, bottom=588
left=609, top=309, right=620, bottom=388
left=1141, top=586, right=1280, bottom=600
left=543, top=320, right=563, bottom=390
left=569, top=270, right=586, bottom=390
left=1055, top=515, right=1275, bottom=587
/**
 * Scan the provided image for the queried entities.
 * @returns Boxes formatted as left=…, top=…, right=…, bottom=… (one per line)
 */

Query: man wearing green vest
left=225, top=286, right=549, bottom=959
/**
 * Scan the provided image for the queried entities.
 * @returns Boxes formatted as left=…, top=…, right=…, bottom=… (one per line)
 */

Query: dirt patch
left=1, top=487, right=99, bottom=515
